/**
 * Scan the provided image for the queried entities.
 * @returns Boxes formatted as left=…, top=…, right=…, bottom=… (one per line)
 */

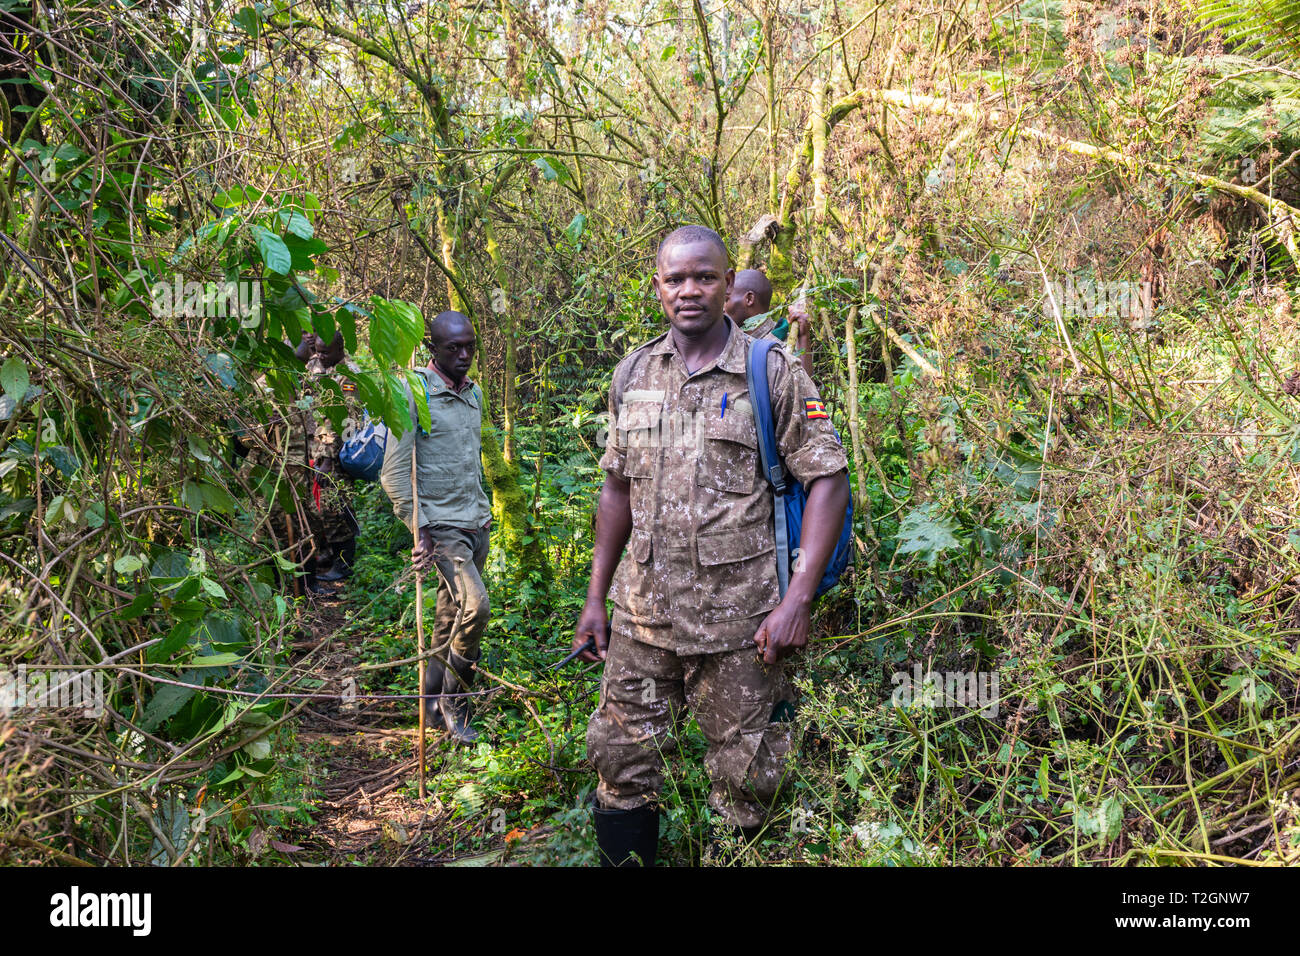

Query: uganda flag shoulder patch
left=805, top=399, right=828, bottom=419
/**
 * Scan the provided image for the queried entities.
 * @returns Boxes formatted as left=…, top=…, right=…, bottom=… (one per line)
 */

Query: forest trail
left=281, top=584, right=455, bottom=866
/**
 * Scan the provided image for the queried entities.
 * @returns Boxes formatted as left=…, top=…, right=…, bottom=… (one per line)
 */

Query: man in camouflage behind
left=725, top=267, right=815, bottom=376
left=245, top=331, right=357, bottom=595
left=571, top=225, right=850, bottom=866
left=301, top=332, right=359, bottom=584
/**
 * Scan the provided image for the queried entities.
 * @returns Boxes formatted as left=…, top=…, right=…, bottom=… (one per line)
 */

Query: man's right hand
left=789, top=297, right=812, bottom=339
left=413, top=525, right=436, bottom=573
left=573, top=600, right=610, bottom=663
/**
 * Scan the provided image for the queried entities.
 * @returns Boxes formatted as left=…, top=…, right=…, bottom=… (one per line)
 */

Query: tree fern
left=1193, top=0, right=1300, bottom=66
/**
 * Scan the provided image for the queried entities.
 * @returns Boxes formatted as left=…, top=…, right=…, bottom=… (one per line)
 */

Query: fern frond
left=1191, top=0, right=1300, bottom=66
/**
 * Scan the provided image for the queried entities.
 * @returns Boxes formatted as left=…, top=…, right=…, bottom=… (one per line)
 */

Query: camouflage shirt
left=599, top=317, right=847, bottom=654
left=304, top=355, right=361, bottom=475
left=744, top=314, right=784, bottom=342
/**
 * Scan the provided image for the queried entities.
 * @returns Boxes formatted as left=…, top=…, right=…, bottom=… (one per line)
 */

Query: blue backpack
left=338, top=370, right=427, bottom=481
left=339, top=417, right=388, bottom=481
left=745, top=338, right=854, bottom=598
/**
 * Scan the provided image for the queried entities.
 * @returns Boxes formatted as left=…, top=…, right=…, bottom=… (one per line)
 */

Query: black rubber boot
left=421, top=661, right=445, bottom=731
left=438, top=650, right=480, bottom=745
left=304, top=571, right=330, bottom=595
left=316, top=541, right=355, bottom=582
left=593, top=803, right=659, bottom=867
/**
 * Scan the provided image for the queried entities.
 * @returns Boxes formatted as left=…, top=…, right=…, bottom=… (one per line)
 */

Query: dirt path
left=280, top=582, right=457, bottom=865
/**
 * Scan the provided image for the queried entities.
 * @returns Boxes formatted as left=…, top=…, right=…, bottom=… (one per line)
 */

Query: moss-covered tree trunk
left=431, top=193, right=551, bottom=586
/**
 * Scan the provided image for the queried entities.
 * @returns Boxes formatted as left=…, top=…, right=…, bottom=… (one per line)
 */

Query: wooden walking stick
left=410, top=371, right=427, bottom=800
left=284, top=515, right=302, bottom=599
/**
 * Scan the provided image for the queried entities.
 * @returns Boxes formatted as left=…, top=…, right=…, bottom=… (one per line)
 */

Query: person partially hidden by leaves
left=242, top=331, right=347, bottom=596
left=296, top=331, right=360, bottom=585
left=379, top=311, right=493, bottom=746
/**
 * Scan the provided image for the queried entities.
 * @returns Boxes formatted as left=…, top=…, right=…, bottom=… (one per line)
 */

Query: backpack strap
left=745, top=338, right=791, bottom=598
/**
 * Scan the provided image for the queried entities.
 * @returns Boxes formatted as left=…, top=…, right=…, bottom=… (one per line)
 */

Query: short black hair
left=733, top=269, right=773, bottom=311
left=428, top=310, right=474, bottom=347
left=656, top=225, right=730, bottom=267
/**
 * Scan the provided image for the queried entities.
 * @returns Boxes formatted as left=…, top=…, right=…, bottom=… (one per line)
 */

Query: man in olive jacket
left=380, top=311, right=492, bottom=745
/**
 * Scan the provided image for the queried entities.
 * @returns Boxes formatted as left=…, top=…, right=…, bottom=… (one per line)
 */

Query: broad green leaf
left=279, top=209, right=314, bottom=239
left=250, top=224, right=291, bottom=274
left=200, top=577, right=227, bottom=600
left=895, top=504, right=962, bottom=565
left=149, top=619, right=198, bottom=663
left=183, top=479, right=235, bottom=515
left=188, top=435, right=211, bottom=462
left=140, top=679, right=197, bottom=731
left=311, top=309, right=336, bottom=343
left=1100, top=795, right=1123, bottom=843
left=192, top=652, right=241, bottom=667
left=284, top=234, right=327, bottom=271
left=232, top=6, right=262, bottom=38
left=83, top=501, right=106, bottom=528
left=369, top=298, right=424, bottom=367
left=214, top=185, right=267, bottom=208
left=181, top=479, right=203, bottom=511
left=214, top=766, right=246, bottom=786
left=564, top=213, right=587, bottom=243
left=405, top=370, right=432, bottom=431
left=1, top=357, right=29, bottom=401
left=334, top=305, right=359, bottom=352
left=114, top=554, right=144, bottom=574
left=43, top=494, right=67, bottom=526
left=200, top=614, right=243, bottom=648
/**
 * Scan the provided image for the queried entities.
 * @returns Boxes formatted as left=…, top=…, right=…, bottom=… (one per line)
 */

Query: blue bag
left=339, top=417, right=389, bottom=481
left=745, top=338, right=853, bottom=598
left=339, top=370, right=436, bottom=481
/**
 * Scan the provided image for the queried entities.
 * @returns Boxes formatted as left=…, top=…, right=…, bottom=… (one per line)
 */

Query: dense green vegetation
left=2, top=0, right=1299, bottom=866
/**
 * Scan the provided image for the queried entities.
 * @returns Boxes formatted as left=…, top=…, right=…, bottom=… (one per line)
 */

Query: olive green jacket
left=380, top=366, right=492, bottom=532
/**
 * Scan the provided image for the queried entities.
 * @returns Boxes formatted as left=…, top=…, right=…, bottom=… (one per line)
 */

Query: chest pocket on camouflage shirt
left=619, top=401, right=663, bottom=479
left=696, top=406, right=758, bottom=495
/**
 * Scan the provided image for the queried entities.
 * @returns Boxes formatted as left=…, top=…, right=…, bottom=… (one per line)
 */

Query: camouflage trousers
left=425, top=524, right=491, bottom=665
left=315, top=471, right=357, bottom=556
left=265, top=465, right=326, bottom=565
left=264, top=467, right=355, bottom=574
left=586, top=612, right=798, bottom=829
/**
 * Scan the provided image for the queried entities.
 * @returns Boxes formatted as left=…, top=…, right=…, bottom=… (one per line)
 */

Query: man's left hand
left=753, top=597, right=812, bottom=665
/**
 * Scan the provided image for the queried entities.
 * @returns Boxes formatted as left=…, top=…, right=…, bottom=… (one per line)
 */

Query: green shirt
left=379, top=366, right=492, bottom=532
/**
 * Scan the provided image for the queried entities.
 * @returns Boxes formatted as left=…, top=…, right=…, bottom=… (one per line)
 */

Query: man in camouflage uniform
left=572, top=226, right=849, bottom=866
left=301, top=332, right=359, bottom=583
left=246, top=332, right=356, bottom=595
left=725, top=268, right=814, bottom=376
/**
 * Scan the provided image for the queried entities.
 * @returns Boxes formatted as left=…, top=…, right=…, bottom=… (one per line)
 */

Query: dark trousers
left=426, top=523, right=491, bottom=666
